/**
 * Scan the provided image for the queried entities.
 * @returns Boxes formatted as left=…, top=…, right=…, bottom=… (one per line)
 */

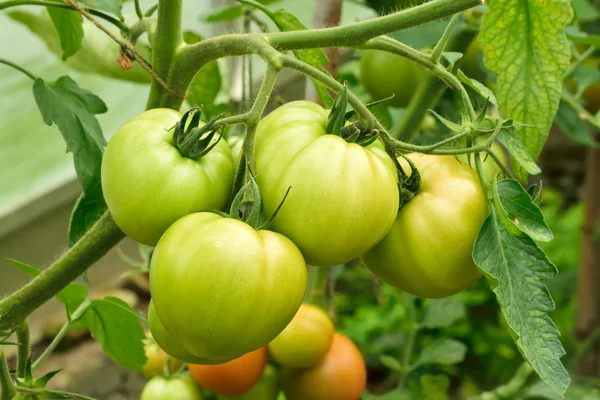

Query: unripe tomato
left=362, top=154, right=489, bottom=298
left=189, top=348, right=267, bottom=396
left=254, top=101, right=399, bottom=266
left=101, top=109, right=235, bottom=245
left=268, top=304, right=334, bottom=368
left=282, top=333, right=367, bottom=400
left=148, top=301, right=206, bottom=364
left=360, top=50, right=423, bottom=108
left=141, top=375, right=202, bottom=400
left=150, top=212, right=307, bottom=363
left=217, top=364, right=280, bottom=400
left=143, top=331, right=183, bottom=378
left=459, top=36, right=485, bottom=81
left=227, top=134, right=244, bottom=167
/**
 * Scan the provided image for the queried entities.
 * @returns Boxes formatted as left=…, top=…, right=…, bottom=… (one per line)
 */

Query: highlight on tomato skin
left=140, top=374, right=203, bottom=400
left=268, top=303, right=335, bottom=369
left=188, top=347, right=268, bottom=397
left=281, top=333, right=367, bottom=400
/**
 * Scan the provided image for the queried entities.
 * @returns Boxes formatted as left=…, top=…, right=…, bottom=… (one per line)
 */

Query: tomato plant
left=189, top=347, right=267, bottom=396
left=360, top=50, right=423, bottom=108
left=268, top=304, right=335, bottom=368
left=362, top=154, right=489, bottom=298
left=281, top=333, right=367, bottom=400
left=254, top=100, right=399, bottom=266
left=150, top=212, right=307, bottom=362
left=101, top=108, right=235, bottom=246
left=141, top=375, right=202, bottom=400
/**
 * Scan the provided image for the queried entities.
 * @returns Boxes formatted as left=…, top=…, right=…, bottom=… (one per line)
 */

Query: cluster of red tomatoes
left=101, top=96, right=497, bottom=398
left=141, top=304, right=365, bottom=399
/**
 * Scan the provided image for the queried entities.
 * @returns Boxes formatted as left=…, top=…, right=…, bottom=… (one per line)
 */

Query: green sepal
left=429, top=110, right=464, bottom=133
left=395, top=154, right=422, bottom=208
left=175, top=110, right=225, bottom=159
left=326, top=85, right=349, bottom=136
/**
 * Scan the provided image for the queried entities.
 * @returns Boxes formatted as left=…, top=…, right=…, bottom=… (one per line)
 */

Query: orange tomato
left=282, top=333, right=367, bottom=400
left=143, top=332, right=183, bottom=379
left=188, top=347, right=268, bottom=396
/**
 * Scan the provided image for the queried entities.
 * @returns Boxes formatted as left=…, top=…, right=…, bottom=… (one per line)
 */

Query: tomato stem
left=0, top=212, right=124, bottom=331
left=15, top=320, right=30, bottom=379
left=0, top=349, right=15, bottom=400
left=305, top=266, right=330, bottom=311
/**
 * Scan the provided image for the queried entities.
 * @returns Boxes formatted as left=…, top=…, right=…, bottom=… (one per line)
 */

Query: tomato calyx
left=229, top=173, right=291, bottom=230
left=173, top=108, right=224, bottom=158
left=395, top=153, right=422, bottom=207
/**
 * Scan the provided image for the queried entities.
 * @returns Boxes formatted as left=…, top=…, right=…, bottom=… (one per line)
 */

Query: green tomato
left=459, top=36, right=485, bottom=81
left=101, top=109, right=235, bottom=246
left=148, top=301, right=206, bottom=364
left=150, top=212, right=307, bottom=363
left=360, top=50, right=423, bottom=108
left=254, top=101, right=399, bottom=267
left=362, top=154, right=489, bottom=298
left=141, top=375, right=203, bottom=400
left=227, top=134, right=244, bottom=168
left=268, top=304, right=334, bottom=368
left=217, top=364, right=281, bottom=400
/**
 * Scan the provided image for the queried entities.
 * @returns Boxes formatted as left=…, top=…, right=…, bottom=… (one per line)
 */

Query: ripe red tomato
left=188, top=348, right=268, bottom=396
left=282, top=333, right=367, bottom=400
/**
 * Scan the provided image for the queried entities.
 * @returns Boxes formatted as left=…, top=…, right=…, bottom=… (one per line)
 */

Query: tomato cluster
left=102, top=98, right=495, bottom=398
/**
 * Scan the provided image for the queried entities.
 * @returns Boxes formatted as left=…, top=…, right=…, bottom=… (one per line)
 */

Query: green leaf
left=183, top=32, right=223, bottom=113
left=203, top=5, right=244, bottom=22
left=497, top=126, right=541, bottom=176
left=555, top=100, right=598, bottom=147
left=420, top=374, right=450, bottom=400
left=74, top=297, right=146, bottom=370
left=473, top=208, right=570, bottom=397
left=441, top=52, right=463, bottom=68
left=480, top=0, right=573, bottom=181
left=46, top=7, right=83, bottom=60
left=496, top=179, right=553, bottom=242
left=416, top=339, right=467, bottom=366
left=79, top=0, right=122, bottom=18
left=422, top=298, right=466, bottom=329
left=572, top=0, right=600, bottom=22
left=457, top=70, right=498, bottom=107
left=379, top=355, right=403, bottom=372
left=33, top=76, right=108, bottom=244
left=6, top=258, right=39, bottom=277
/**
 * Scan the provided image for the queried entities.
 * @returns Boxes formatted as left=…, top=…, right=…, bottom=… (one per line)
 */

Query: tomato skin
left=282, top=333, right=367, bottom=400
left=101, top=108, right=235, bottom=246
left=148, top=301, right=207, bottom=364
left=189, top=348, right=267, bottom=396
left=150, top=212, right=307, bottom=362
left=360, top=50, right=423, bottom=108
left=141, top=375, right=202, bottom=400
left=362, top=154, right=488, bottom=298
left=268, top=304, right=334, bottom=368
left=254, top=101, right=399, bottom=267
left=217, top=364, right=280, bottom=400
left=143, top=330, right=184, bottom=378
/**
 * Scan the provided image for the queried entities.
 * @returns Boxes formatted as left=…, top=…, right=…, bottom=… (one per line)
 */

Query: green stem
left=562, top=86, right=600, bottom=130
left=399, top=327, right=417, bottom=387
left=0, top=0, right=129, bottom=32
left=392, top=72, right=446, bottom=140
left=242, top=63, right=279, bottom=171
left=146, top=0, right=184, bottom=110
left=15, top=321, right=29, bottom=378
left=0, top=58, right=36, bottom=80
left=32, top=300, right=90, bottom=371
left=0, top=212, right=124, bottom=331
left=430, top=13, right=460, bottom=63
left=474, top=362, right=534, bottom=400
left=165, top=0, right=479, bottom=110
left=0, top=349, right=15, bottom=400
left=305, top=266, right=329, bottom=310
left=134, top=0, right=143, bottom=19
left=563, top=46, right=595, bottom=80
left=144, top=3, right=158, bottom=17
left=265, top=0, right=479, bottom=50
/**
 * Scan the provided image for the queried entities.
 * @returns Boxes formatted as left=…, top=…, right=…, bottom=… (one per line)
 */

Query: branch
left=16, top=321, right=29, bottom=378
left=146, top=0, right=184, bottom=109
left=0, top=0, right=129, bottom=32
left=164, top=0, right=481, bottom=109
left=0, top=58, right=36, bottom=80
left=0, top=212, right=124, bottom=330
left=0, top=349, right=15, bottom=400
